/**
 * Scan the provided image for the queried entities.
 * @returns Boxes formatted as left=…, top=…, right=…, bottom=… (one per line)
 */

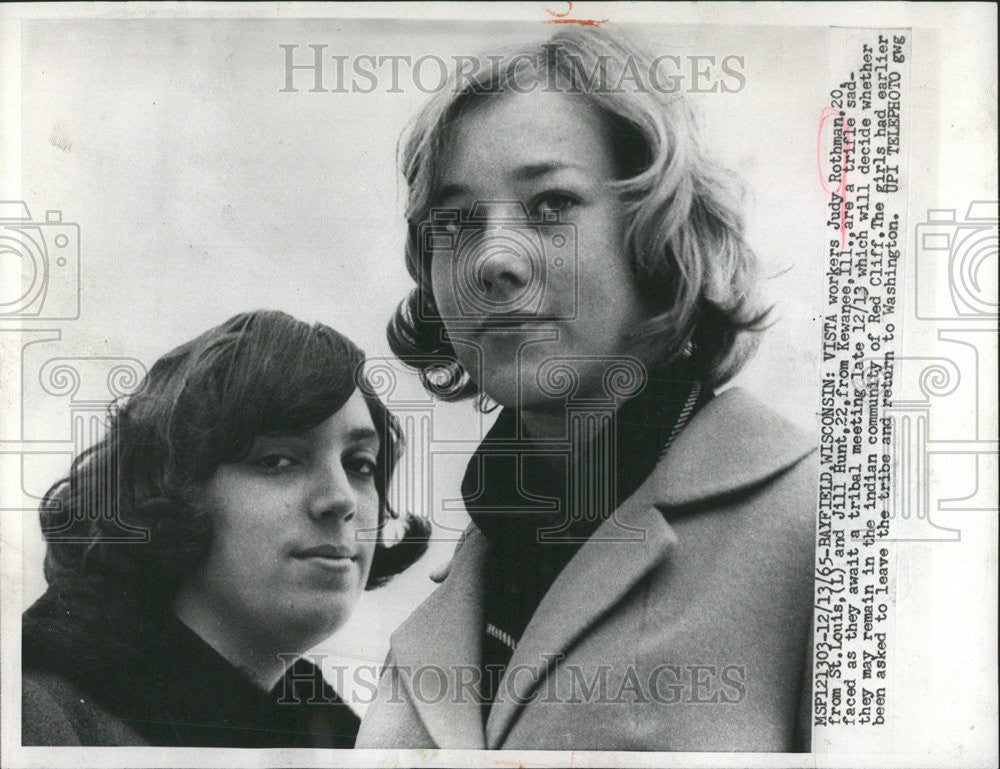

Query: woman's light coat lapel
left=485, top=495, right=677, bottom=747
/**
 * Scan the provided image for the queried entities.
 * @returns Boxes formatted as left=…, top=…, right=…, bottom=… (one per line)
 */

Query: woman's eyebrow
left=346, top=427, right=379, bottom=445
left=244, top=434, right=307, bottom=458
left=511, top=161, right=588, bottom=181
left=432, top=183, right=468, bottom=207
left=433, top=161, right=587, bottom=207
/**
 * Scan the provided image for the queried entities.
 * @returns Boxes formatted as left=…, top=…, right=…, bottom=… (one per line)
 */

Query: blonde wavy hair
left=387, top=25, right=769, bottom=404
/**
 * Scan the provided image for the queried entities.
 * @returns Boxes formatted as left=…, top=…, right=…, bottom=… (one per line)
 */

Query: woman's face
left=183, top=390, right=380, bottom=653
left=430, top=89, right=655, bottom=413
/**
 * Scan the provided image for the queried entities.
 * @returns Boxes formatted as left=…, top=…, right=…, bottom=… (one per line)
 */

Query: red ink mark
left=817, top=107, right=854, bottom=249
left=544, top=2, right=608, bottom=26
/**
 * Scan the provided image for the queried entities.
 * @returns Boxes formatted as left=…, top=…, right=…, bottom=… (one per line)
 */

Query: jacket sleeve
left=356, top=649, right=437, bottom=748
left=22, top=674, right=83, bottom=745
left=21, top=671, right=147, bottom=746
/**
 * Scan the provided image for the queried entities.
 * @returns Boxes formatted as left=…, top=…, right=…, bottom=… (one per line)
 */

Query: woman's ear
left=429, top=528, right=468, bottom=584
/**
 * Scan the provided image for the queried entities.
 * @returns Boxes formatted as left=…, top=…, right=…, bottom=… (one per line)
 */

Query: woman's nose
left=466, top=227, right=534, bottom=308
left=476, top=242, right=530, bottom=296
left=306, top=464, right=357, bottom=522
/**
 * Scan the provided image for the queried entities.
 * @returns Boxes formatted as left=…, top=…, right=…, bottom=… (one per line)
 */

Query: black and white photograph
left=0, top=3, right=996, bottom=767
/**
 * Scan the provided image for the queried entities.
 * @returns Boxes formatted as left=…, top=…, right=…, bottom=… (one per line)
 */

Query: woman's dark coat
left=21, top=581, right=359, bottom=747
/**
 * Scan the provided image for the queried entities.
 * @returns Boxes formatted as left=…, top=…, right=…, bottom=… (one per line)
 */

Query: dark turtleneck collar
left=22, top=578, right=359, bottom=747
left=462, top=359, right=711, bottom=553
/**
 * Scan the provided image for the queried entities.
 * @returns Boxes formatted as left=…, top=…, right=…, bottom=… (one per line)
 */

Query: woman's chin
left=273, top=597, right=357, bottom=649
left=282, top=623, right=342, bottom=657
left=471, top=363, right=549, bottom=413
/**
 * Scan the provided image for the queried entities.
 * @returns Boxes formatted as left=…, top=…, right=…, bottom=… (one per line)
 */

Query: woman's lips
left=472, top=312, right=560, bottom=336
left=293, top=544, right=357, bottom=565
left=476, top=312, right=536, bottom=329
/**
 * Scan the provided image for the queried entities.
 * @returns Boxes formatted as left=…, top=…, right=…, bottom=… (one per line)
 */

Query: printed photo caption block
left=814, top=26, right=910, bottom=751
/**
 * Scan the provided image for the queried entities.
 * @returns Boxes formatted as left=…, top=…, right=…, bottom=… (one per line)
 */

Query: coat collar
left=654, top=387, right=816, bottom=507
left=388, top=387, right=815, bottom=748
left=485, top=494, right=676, bottom=747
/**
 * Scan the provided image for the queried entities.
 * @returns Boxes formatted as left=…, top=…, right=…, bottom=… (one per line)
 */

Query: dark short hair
left=39, top=310, right=429, bottom=599
left=388, top=26, right=770, bottom=404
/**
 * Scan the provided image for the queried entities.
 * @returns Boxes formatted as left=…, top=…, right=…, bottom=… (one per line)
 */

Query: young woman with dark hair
left=21, top=310, right=429, bottom=747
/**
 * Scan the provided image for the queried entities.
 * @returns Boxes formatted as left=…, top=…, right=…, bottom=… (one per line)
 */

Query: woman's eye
left=253, top=454, right=295, bottom=471
left=532, top=192, right=579, bottom=217
left=346, top=456, right=378, bottom=479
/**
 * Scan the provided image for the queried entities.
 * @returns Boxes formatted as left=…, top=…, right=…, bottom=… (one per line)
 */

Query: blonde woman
left=359, top=26, right=815, bottom=752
